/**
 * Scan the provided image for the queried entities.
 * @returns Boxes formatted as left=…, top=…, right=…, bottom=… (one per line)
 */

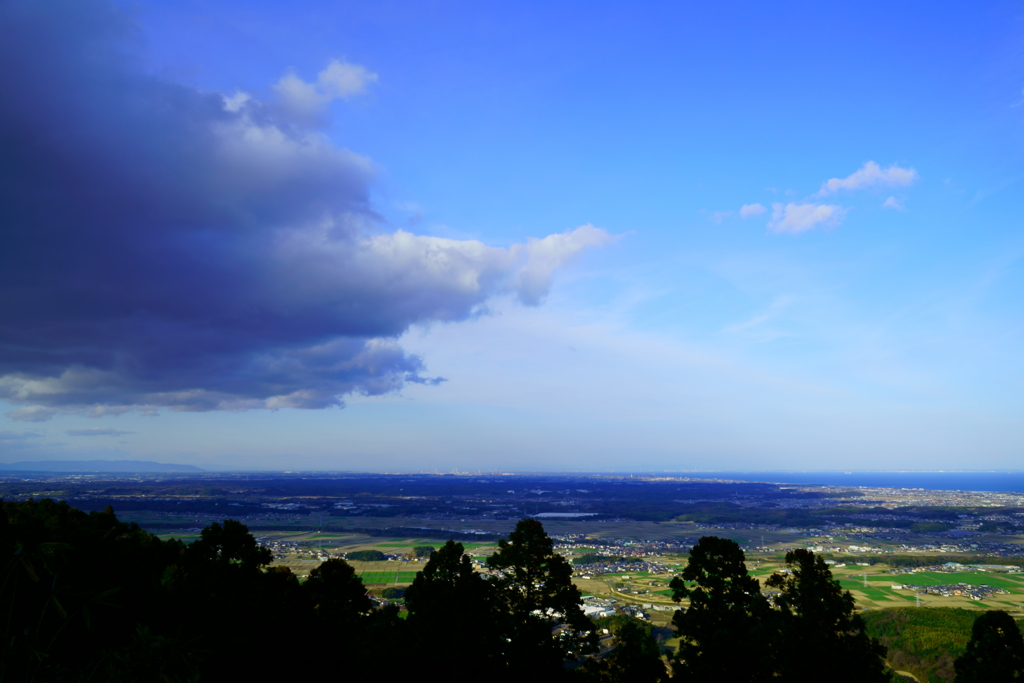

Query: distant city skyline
left=2, top=1, right=1023, bottom=471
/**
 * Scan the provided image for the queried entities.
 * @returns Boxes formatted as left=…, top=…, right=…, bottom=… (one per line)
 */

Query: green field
left=308, top=533, right=361, bottom=539
left=894, top=572, right=1024, bottom=590
left=614, top=562, right=1024, bottom=611
left=157, top=533, right=201, bottom=542
left=358, top=571, right=420, bottom=584
left=749, top=569, right=777, bottom=577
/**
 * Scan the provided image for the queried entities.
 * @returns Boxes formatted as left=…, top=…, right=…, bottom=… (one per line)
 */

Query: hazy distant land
left=0, top=460, right=204, bottom=473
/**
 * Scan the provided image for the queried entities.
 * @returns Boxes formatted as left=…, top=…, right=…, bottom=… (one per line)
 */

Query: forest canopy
left=5, top=498, right=1007, bottom=682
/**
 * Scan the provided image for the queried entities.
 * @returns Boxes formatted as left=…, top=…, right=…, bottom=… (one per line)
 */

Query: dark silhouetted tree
left=0, top=499, right=185, bottom=682
left=345, top=549, right=385, bottom=561
left=313, top=560, right=411, bottom=680
left=304, top=557, right=372, bottom=624
left=669, top=536, right=776, bottom=682
left=604, top=620, right=667, bottom=683
left=954, top=610, right=1024, bottom=683
left=488, top=519, right=598, bottom=680
left=169, top=519, right=307, bottom=681
left=183, top=518, right=272, bottom=571
left=577, top=618, right=668, bottom=683
left=405, top=539, right=502, bottom=678
left=765, top=548, right=888, bottom=683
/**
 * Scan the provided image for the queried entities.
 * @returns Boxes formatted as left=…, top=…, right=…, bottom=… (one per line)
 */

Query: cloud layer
left=66, top=428, right=135, bottom=437
left=0, top=0, right=610, bottom=421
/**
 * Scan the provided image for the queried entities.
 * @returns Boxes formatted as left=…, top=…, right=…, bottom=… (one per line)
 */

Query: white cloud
left=274, top=59, right=378, bottom=118
left=317, top=60, right=377, bottom=98
left=6, top=406, right=57, bottom=422
left=883, top=196, right=904, bottom=211
left=819, top=161, right=917, bottom=195
left=276, top=223, right=614, bottom=312
left=739, top=203, right=766, bottom=218
left=768, top=202, right=847, bottom=234
left=709, top=204, right=766, bottom=223
left=222, top=91, right=251, bottom=113
left=513, top=224, right=617, bottom=305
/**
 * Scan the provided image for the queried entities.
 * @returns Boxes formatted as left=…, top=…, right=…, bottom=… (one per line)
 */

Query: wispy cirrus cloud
left=0, top=430, right=42, bottom=441
left=768, top=203, right=847, bottom=234
left=722, top=296, right=794, bottom=336
left=66, top=428, right=135, bottom=437
left=0, top=430, right=44, bottom=453
left=818, top=161, right=917, bottom=196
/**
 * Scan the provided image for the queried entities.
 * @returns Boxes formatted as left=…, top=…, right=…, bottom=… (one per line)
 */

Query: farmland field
left=358, top=571, right=420, bottom=584
left=894, top=572, right=1024, bottom=590
left=146, top=516, right=1024, bottom=616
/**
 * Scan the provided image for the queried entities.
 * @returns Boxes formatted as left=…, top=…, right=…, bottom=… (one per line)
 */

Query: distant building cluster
left=574, top=560, right=671, bottom=577
left=892, top=582, right=1009, bottom=601
left=891, top=561, right=1022, bottom=575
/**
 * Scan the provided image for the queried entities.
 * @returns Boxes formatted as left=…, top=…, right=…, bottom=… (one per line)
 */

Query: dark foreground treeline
left=2, top=499, right=1022, bottom=682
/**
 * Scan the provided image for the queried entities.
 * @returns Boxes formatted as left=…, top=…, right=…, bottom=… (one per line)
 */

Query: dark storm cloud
left=0, top=0, right=610, bottom=421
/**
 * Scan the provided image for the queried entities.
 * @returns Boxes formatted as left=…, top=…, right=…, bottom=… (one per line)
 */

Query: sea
left=671, top=471, right=1024, bottom=494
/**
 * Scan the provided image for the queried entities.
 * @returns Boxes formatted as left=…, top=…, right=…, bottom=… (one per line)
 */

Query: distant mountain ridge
left=0, top=460, right=204, bottom=473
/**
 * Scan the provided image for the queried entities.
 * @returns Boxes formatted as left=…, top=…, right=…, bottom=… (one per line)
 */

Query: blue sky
left=1, top=0, right=1023, bottom=471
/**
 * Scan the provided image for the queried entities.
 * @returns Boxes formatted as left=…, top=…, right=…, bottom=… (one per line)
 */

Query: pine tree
left=669, top=536, right=777, bottom=682
left=765, top=549, right=888, bottom=683
left=487, top=519, right=598, bottom=680
left=404, top=539, right=502, bottom=678
left=954, top=610, right=1024, bottom=683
